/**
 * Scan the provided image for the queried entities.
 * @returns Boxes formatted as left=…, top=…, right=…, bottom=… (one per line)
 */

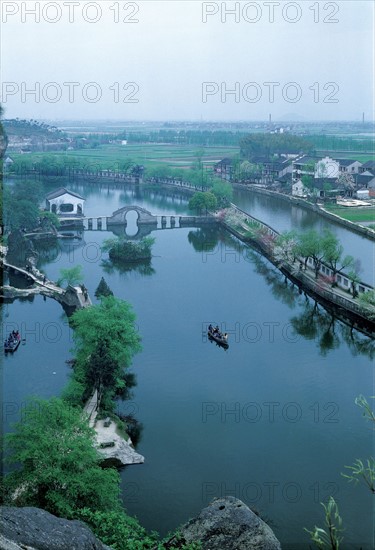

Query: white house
left=3, top=156, right=14, bottom=171
left=315, top=157, right=339, bottom=179
left=356, top=189, right=370, bottom=200
left=45, top=188, right=85, bottom=216
left=292, top=179, right=308, bottom=197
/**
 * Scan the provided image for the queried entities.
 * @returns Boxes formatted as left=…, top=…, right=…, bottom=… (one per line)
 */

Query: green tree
left=321, top=229, right=354, bottom=285
left=188, top=191, right=217, bottom=214
left=3, top=398, right=121, bottom=518
left=301, top=174, right=314, bottom=192
left=273, top=230, right=298, bottom=266
left=347, top=269, right=361, bottom=297
left=4, top=195, right=40, bottom=231
left=57, top=265, right=84, bottom=287
left=211, top=179, right=233, bottom=207
left=39, top=210, right=60, bottom=229
left=95, top=277, right=114, bottom=298
left=12, top=180, right=45, bottom=204
left=297, top=229, right=324, bottom=277
left=85, top=338, right=122, bottom=397
left=70, top=296, right=141, bottom=385
left=240, top=133, right=313, bottom=160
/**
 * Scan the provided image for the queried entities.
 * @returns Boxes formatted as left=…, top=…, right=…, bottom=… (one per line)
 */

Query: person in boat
left=208, top=324, right=213, bottom=333
left=214, top=325, right=219, bottom=334
left=223, top=333, right=228, bottom=341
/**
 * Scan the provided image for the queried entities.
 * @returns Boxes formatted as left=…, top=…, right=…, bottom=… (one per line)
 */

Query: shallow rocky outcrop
left=0, top=506, right=111, bottom=550
left=178, top=496, right=281, bottom=550
left=94, top=418, right=145, bottom=466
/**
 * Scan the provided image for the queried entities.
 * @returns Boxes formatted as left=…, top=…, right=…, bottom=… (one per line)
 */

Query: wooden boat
left=4, top=333, right=21, bottom=353
left=208, top=329, right=229, bottom=349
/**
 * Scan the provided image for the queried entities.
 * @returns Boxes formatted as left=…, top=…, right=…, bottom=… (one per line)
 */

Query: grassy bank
left=324, top=205, right=375, bottom=223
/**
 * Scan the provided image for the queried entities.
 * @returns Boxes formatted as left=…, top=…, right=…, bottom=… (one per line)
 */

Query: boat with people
left=208, top=324, right=229, bottom=349
left=4, top=330, right=21, bottom=353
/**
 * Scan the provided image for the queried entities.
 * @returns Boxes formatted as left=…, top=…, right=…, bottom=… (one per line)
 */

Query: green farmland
left=11, top=143, right=240, bottom=171
left=324, top=205, right=375, bottom=223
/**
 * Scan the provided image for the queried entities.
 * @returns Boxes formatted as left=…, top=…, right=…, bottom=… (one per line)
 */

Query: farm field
left=11, top=143, right=240, bottom=170
left=324, top=204, right=375, bottom=223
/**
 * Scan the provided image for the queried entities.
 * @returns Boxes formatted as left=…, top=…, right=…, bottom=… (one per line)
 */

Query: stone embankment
left=1, top=259, right=91, bottom=312
left=83, top=390, right=144, bottom=466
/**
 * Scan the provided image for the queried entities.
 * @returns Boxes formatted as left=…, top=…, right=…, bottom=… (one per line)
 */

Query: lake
left=2, top=183, right=374, bottom=548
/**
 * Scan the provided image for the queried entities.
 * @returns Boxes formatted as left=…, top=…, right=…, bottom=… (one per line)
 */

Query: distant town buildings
left=215, top=152, right=375, bottom=201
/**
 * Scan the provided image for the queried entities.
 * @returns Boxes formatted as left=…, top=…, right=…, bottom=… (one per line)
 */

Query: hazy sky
left=1, top=0, right=374, bottom=121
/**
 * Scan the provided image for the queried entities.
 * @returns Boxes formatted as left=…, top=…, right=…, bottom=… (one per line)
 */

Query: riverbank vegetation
left=2, top=397, right=200, bottom=549
left=222, top=208, right=375, bottom=329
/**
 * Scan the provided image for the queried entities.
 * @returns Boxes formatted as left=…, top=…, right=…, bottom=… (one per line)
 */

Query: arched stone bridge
left=109, top=205, right=157, bottom=225
left=82, top=205, right=217, bottom=238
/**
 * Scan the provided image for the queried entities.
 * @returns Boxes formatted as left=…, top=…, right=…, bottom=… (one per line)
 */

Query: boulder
left=0, top=506, right=111, bottom=550
left=179, top=496, right=281, bottom=550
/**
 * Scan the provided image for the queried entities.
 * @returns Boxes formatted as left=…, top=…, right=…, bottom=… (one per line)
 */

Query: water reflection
left=193, top=227, right=375, bottom=359
left=187, top=227, right=219, bottom=252
left=101, top=258, right=155, bottom=277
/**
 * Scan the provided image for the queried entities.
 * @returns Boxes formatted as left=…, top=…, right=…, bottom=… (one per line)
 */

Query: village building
left=291, top=180, right=308, bottom=197
left=337, top=159, right=363, bottom=174
left=214, top=158, right=234, bottom=180
left=45, top=188, right=85, bottom=216
left=358, top=160, right=375, bottom=175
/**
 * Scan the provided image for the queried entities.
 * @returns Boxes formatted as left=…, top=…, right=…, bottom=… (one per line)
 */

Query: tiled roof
left=45, top=187, right=85, bottom=200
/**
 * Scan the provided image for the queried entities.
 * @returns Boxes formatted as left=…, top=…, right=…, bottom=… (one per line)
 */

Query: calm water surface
left=2, top=184, right=374, bottom=548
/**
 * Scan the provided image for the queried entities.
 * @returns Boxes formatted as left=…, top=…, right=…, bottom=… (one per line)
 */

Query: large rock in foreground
left=0, top=506, right=110, bottom=550
left=179, top=496, right=281, bottom=550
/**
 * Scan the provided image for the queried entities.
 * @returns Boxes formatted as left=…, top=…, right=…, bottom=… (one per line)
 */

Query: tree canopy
left=57, top=265, right=84, bottom=287
left=188, top=191, right=217, bottom=213
left=3, top=397, right=121, bottom=518
left=240, top=133, right=313, bottom=161
left=70, top=296, right=141, bottom=400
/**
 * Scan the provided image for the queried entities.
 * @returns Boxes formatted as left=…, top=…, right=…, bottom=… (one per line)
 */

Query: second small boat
left=208, top=325, right=229, bottom=349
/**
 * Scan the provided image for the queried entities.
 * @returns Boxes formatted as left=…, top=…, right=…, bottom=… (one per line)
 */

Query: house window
left=59, top=203, right=74, bottom=213
left=343, top=279, right=348, bottom=287
left=358, top=285, right=365, bottom=293
left=337, top=275, right=342, bottom=283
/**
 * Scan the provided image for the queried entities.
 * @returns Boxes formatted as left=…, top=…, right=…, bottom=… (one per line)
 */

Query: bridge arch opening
left=125, top=209, right=139, bottom=236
